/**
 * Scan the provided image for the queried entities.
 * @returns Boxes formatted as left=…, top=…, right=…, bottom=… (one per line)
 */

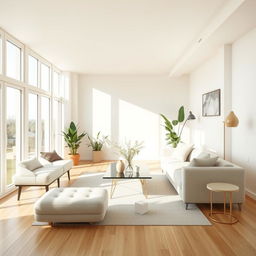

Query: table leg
left=224, top=192, right=226, bottom=214
left=230, top=192, right=233, bottom=223
left=110, top=180, right=117, bottom=198
left=140, top=179, right=148, bottom=199
left=210, top=191, right=213, bottom=216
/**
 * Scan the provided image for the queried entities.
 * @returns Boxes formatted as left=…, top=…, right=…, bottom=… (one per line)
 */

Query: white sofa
left=14, top=158, right=73, bottom=200
left=161, top=148, right=245, bottom=209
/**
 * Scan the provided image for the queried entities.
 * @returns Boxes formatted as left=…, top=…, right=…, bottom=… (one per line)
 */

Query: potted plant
left=62, top=122, right=86, bottom=165
left=113, top=140, right=143, bottom=174
left=160, top=106, right=195, bottom=148
left=86, top=132, right=108, bottom=162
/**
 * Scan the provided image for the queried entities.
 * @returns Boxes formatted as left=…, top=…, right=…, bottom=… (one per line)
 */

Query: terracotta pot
left=92, top=151, right=102, bottom=163
left=69, top=154, right=80, bottom=166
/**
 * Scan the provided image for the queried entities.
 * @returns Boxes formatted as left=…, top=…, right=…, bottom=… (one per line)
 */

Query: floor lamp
left=223, top=111, right=239, bottom=160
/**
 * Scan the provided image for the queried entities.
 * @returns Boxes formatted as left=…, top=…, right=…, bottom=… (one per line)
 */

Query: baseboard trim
left=246, top=189, right=256, bottom=200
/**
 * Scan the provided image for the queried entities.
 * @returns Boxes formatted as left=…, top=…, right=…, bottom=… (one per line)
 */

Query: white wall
left=77, top=75, right=189, bottom=160
left=232, top=28, right=256, bottom=199
left=189, top=48, right=225, bottom=155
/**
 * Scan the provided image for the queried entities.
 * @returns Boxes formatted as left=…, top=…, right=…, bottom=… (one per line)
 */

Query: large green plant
left=63, top=122, right=86, bottom=155
left=86, top=132, right=108, bottom=151
left=160, top=106, right=185, bottom=148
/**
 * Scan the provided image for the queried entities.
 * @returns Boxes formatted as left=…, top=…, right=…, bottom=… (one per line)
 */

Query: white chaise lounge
left=34, top=187, right=108, bottom=224
left=14, top=158, right=73, bottom=200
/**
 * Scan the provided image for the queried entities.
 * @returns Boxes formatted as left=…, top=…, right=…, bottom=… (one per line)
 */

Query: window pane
left=41, top=97, right=50, bottom=152
left=53, top=100, right=61, bottom=153
left=6, top=41, right=21, bottom=80
left=28, top=94, right=37, bottom=158
left=53, top=71, right=60, bottom=96
left=41, top=63, right=50, bottom=91
left=0, top=35, right=2, bottom=74
left=6, top=87, right=21, bottom=185
left=28, top=55, right=38, bottom=86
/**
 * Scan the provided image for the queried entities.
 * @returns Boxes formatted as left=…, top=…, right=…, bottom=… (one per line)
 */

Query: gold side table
left=207, top=183, right=239, bottom=225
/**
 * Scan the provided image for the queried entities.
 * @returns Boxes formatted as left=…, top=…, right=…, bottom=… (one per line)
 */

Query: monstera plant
left=160, top=106, right=188, bottom=148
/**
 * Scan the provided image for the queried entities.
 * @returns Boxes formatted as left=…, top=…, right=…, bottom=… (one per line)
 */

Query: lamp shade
left=225, top=111, right=239, bottom=127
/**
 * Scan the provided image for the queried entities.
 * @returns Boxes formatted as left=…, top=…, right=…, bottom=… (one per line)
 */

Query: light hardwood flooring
left=0, top=161, right=256, bottom=256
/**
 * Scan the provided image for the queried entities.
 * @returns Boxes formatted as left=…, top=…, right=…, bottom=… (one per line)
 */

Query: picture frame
left=202, top=89, right=221, bottom=117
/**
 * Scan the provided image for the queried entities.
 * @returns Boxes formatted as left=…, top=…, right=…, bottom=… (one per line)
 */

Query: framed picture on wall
left=202, top=89, right=221, bottom=116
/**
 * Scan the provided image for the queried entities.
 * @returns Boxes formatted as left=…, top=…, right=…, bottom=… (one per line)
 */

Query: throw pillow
left=171, top=143, right=194, bottom=162
left=40, top=150, right=63, bottom=162
left=187, top=148, right=210, bottom=161
left=190, top=156, right=218, bottom=167
left=19, top=157, right=43, bottom=171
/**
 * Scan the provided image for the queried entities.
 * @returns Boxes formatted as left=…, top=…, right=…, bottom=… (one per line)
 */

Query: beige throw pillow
left=190, top=156, right=218, bottom=167
left=171, top=143, right=194, bottom=162
left=40, top=150, right=63, bottom=162
left=19, top=157, right=43, bottom=171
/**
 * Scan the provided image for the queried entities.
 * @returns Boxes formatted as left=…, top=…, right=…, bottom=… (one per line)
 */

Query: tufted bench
left=34, top=187, right=108, bottom=224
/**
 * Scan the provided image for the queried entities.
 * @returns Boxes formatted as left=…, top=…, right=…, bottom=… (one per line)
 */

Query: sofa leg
left=185, top=203, right=189, bottom=210
left=17, top=186, right=22, bottom=201
left=45, top=185, right=49, bottom=192
left=57, top=178, right=60, bottom=187
left=238, top=203, right=242, bottom=211
left=67, top=170, right=70, bottom=180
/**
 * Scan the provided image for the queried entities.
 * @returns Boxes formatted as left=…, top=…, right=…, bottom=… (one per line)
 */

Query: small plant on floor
left=86, top=132, right=108, bottom=151
left=113, top=140, right=144, bottom=170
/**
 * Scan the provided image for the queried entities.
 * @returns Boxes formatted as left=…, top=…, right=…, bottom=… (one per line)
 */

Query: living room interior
left=0, top=0, right=256, bottom=255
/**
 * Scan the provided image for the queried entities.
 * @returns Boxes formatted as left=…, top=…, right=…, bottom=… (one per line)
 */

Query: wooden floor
left=0, top=161, right=256, bottom=256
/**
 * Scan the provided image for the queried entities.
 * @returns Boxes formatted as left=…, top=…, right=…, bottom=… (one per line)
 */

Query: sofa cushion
left=40, top=150, right=63, bottom=162
left=190, top=156, right=218, bottom=167
left=34, top=166, right=63, bottom=185
left=171, top=143, right=194, bottom=161
left=19, top=157, right=43, bottom=171
left=52, top=159, right=73, bottom=173
left=187, top=148, right=210, bottom=161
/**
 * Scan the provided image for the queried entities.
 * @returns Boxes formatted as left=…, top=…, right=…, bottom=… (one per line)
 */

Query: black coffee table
left=103, top=163, right=152, bottom=198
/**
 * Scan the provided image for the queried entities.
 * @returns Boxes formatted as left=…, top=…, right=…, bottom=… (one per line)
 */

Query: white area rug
left=72, top=172, right=211, bottom=226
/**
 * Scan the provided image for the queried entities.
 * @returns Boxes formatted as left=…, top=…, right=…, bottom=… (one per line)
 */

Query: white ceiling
left=0, top=0, right=227, bottom=74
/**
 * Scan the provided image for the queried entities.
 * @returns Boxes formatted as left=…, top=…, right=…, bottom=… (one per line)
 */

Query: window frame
left=4, top=83, right=24, bottom=189
left=5, top=33, right=24, bottom=82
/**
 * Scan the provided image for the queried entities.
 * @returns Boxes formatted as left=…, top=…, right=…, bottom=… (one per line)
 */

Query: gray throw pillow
left=40, top=150, right=63, bottom=162
left=19, top=157, right=43, bottom=171
left=190, top=156, right=218, bottom=167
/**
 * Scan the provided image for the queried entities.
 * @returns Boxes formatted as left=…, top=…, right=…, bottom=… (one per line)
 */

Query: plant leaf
left=178, top=106, right=185, bottom=122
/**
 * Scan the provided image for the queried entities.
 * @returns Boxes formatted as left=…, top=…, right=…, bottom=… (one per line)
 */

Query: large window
left=41, top=63, right=50, bottom=91
left=0, top=28, right=67, bottom=197
left=6, top=41, right=22, bottom=81
left=28, top=93, right=38, bottom=158
left=0, top=34, right=2, bottom=74
left=28, top=55, right=38, bottom=87
left=41, top=97, right=50, bottom=152
left=6, top=87, right=22, bottom=186
left=53, top=71, right=60, bottom=96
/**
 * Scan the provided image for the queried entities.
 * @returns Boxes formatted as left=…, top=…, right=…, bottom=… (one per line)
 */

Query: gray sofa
left=161, top=148, right=245, bottom=209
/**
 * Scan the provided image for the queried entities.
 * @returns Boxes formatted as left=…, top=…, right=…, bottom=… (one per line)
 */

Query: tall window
left=6, top=41, right=22, bottom=81
left=41, top=63, right=50, bottom=91
left=6, top=87, right=21, bottom=185
left=28, top=93, right=38, bottom=158
left=53, top=100, right=61, bottom=153
left=28, top=55, right=38, bottom=87
left=0, top=35, right=2, bottom=74
left=53, top=71, right=60, bottom=96
left=41, top=97, right=50, bottom=152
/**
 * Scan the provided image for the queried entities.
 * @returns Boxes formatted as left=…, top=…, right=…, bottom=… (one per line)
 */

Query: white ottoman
left=34, top=187, right=108, bottom=223
left=135, top=201, right=149, bottom=215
